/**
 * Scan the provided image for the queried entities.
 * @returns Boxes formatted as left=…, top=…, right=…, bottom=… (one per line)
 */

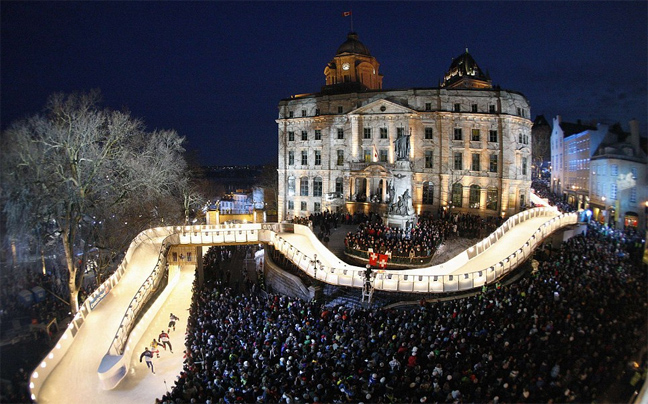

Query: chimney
left=628, top=119, right=640, bottom=150
left=556, top=115, right=562, bottom=124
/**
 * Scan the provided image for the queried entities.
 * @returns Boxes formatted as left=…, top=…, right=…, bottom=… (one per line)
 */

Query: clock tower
left=322, top=32, right=383, bottom=94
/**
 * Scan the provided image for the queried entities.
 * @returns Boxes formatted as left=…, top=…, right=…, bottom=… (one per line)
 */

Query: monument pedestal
left=385, top=160, right=416, bottom=229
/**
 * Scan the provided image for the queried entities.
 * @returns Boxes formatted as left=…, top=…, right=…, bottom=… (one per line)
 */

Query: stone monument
left=386, top=129, right=416, bottom=229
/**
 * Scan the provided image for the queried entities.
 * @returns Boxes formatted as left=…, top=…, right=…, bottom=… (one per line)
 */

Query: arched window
left=452, top=183, right=463, bottom=207
left=469, top=185, right=481, bottom=209
left=313, top=177, right=322, bottom=197
left=423, top=182, right=434, bottom=204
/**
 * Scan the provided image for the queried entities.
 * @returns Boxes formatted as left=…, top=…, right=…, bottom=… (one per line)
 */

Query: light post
left=311, top=254, right=319, bottom=280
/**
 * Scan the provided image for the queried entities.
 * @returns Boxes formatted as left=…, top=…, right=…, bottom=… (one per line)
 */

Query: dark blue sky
left=2, top=1, right=646, bottom=166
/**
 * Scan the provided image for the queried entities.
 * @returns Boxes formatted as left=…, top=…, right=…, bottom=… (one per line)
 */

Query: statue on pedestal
left=394, top=128, right=411, bottom=161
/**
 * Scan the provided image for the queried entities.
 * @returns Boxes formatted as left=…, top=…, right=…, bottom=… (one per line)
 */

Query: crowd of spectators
left=531, top=179, right=576, bottom=213
left=158, top=220, right=646, bottom=404
left=344, top=213, right=502, bottom=262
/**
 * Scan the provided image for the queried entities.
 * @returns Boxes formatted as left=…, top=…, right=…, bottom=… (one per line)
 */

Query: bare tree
left=1, top=91, right=191, bottom=314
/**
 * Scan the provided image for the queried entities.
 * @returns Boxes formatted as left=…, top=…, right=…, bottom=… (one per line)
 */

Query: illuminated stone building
left=551, top=117, right=647, bottom=231
left=550, top=117, right=603, bottom=208
left=589, top=121, right=646, bottom=231
left=277, top=32, right=532, bottom=222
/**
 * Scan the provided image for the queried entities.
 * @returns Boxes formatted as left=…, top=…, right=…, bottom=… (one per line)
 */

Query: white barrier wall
left=28, top=227, right=173, bottom=401
left=30, top=209, right=578, bottom=399
left=272, top=208, right=578, bottom=294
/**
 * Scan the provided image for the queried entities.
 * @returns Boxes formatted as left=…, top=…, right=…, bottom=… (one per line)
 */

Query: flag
left=372, top=144, right=379, bottom=162
left=369, top=252, right=378, bottom=266
left=342, top=11, right=352, bottom=17
left=378, top=254, right=389, bottom=269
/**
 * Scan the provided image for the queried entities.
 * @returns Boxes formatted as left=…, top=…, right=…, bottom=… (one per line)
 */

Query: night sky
left=2, top=1, right=646, bottom=166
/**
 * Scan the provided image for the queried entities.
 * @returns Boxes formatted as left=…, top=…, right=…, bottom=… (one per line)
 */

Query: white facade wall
left=277, top=88, right=532, bottom=221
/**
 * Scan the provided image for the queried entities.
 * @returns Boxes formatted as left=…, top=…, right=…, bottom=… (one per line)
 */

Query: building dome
left=442, top=49, right=492, bottom=89
left=336, top=32, right=372, bottom=56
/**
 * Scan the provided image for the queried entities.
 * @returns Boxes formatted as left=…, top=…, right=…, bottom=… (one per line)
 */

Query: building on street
left=277, top=32, right=533, bottom=223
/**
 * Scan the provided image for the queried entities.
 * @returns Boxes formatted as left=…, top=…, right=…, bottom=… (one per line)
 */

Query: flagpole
left=350, top=9, right=354, bottom=32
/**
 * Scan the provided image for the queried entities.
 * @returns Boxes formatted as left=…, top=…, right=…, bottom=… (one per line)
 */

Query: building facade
left=551, top=116, right=647, bottom=231
left=589, top=120, right=647, bottom=231
left=549, top=116, right=605, bottom=207
left=277, top=32, right=532, bottom=222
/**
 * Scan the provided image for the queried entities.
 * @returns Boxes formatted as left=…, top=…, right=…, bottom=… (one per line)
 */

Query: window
left=471, top=153, right=480, bottom=171
left=301, top=150, right=308, bottom=165
left=425, top=150, right=433, bottom=168
left=471, top=129, right=480, bottom=141
left=425, top=127, right=433, bottom=140
left=289, top=111, right=294, bottom=118
left=486, top=188, right=498, bottom=210
left=335, top=177, right=343, bottom=194
left=379, top=149, right=388, bottom=162
left=610, top=183, right=617, bottom=200
left=425, top=102, right=432, bottom=111
left=314, top=129, right=322, bottom=140
left=301, top=109, right=306, bottom=117
left=337, top=106, right=343, bottom=114
left=489, top=130, right=498, bottom=142
left=631, top=167, right=638, bottom=179
left=313, top=177, right=322, bottom=197
left=363, top=127, right=372, bottom=139
left=288, top=200, right=294, bottom=210
left=454, top=103, right=460, bottom=112
left=301, top=131, right=308, bottom=141
left=380, top=127, right=388, bottom=139
left=518, top=133, right=523, bottom=143
left=630, top=187, right=637, bottom=203
left=611, top=164, right=618, bottom=176
left=287, top=177, right=295, bottom=196
left=522, top=157, right=527, bottom=176
left=471, top=104, right=478, bottom=112
left=452, top=183, right=463, bottom=207
left=300, top=177, right=309, bottom=196
left=288, top=151, right=294, bottom=166
left=363, top=149, right=371, bottom=162
left=288, top=131, right=295, bottom=141
left=397, top=127, right=404, bottom=137
left=337, top=128, right=344, bottom=139
left=489, top=154, right=498, bottom=173
left=315, top=150, right=321, bottom=166
left=315, top=108, right=320, bottom=116
left=337, top=150, right=344, bottom=165
left=489, top=105, right=496, bottom=113
left=469, top=185, right=481, bottom=209
left=454, top=128, right=463, bottom=141
left=301, top=201, right=307, bottom=211
left=422, top=182, right=434, bottom=204
left=314, top=202, right=321, bottom=212
left=454, top=152, right=463, bottom=170
left=517, top=107, right=522, bottom=116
